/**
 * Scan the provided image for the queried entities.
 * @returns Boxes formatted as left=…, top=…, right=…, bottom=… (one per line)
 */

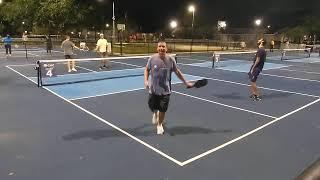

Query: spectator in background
left=270, top=40, right=275, bottom=52
left=3, top=34, right=13, bottom=56
left=95, top=34, right=109, bottom=69
left=46, top=35, right=53, bottom=54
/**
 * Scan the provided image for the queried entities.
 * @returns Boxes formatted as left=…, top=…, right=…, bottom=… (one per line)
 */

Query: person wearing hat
left=3, top=34, right=13, bottom=56
left=248, top=38, right=267, bottom=101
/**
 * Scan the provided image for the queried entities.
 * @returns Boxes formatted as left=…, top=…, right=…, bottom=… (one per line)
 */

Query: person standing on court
left=95, top=34, right=109, bottom=69
left=3, top=34, right=13, bottom=56
left=144, top=40, right=193, bottom=135
left=46, top=35, right=53, bottom=54
left=249, top=38, right=267, bottom=101
left=61, top=35, right=80, bottom=72
left=270, top=40, right=275, bottom=52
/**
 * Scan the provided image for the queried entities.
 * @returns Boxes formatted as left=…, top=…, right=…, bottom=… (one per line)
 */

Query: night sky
left=103, top=0, right=319, bottom=32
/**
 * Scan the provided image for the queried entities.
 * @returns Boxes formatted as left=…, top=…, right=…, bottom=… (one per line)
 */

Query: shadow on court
left=62, top=124, right=232, bottom=140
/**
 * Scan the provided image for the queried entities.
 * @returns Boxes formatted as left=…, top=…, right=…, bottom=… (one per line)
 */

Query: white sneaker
left=72, top=68, right=77, bottom=72
left=68, top=69, right=72, bottom=73
left=157, top=124, right=164, bottom=135
left=152, top=111, right=159, bottom=124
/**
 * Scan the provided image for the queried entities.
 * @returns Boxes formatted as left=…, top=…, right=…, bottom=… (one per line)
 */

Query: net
left=280, top=48, right=311, bottom=60
left=176, top=48, right=312, bottom=67
left=36, top=56, right=150, bottom=86
left=213, top=51, right=257, bottom=61
left=177, top=51, right=212, bottom=58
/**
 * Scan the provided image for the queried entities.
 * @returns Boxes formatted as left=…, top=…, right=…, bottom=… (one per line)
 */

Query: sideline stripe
left=173, top=91, right=276, bottom=119
left=181, top=97, right=320, bottom=166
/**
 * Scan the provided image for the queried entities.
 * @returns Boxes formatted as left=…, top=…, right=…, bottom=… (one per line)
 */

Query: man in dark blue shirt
left=249, top=38, right=266, bottom=101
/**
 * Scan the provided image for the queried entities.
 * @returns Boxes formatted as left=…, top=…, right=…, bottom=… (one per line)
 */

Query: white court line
left=70, top=88, right=146, bottom=101
left=261, top=73, right=320, bottom=83
left=178, top=57, right=207, bottom=62
left=278, top=68, right=320, bottom=75
left=173, top=91, right=276, bottom=119
left=7, top=64, right=36, bottom=67
left=51, top=50, right=64, bottom=53
left=69, top=79, right=203, bottom=101
left=74, top=60, right=142, bottom=72
left=6, top=65, right=184, bottom=166
left=181, top=97, right=320, bottom=166
left=75, top=66, right=97, bottom=72
left=110, top=60, right=144, bottom=67
left=27, top=52, right=40, bottom=56
left=184, top=74, right=320, bottom=98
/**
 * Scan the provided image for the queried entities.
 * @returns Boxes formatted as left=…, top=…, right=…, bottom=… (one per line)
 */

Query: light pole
left=170, top=20, right=178, bottom=53
left=254, top=18, right=262, bottom=42
left=111, top=1, right=115, bottom=55
left=112, top=1, right=116, bottom=42
left=188, top=5, right=195, bottom=29
left=188, top=5, right=195, bottom=53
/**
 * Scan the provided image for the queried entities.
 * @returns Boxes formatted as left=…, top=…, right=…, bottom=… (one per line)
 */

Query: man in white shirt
left=95, top=34, right=109, bottom=69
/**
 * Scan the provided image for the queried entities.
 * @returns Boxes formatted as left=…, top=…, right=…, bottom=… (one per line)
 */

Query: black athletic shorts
left=65, top=55, right=73, bottom=59
left=248, top=67, right=261, bottom=82
left=148, top=94, right=170, bottom=112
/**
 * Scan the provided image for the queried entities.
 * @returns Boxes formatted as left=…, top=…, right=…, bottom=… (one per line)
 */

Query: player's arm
left=144, top=64, right=150, bottom=89
left=251, top=56, right=260, bottom=71
left=72, top=42, right=80, bottom=50
left=174, top=68, right=193, bottom=88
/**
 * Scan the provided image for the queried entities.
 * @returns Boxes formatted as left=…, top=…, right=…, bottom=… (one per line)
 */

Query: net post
left=281, top=50, right=285, bottom=61
left=36, top=61, right=41, bottom=87
left=24, top=41, right=28, bottom=60
left=38, top=62, right=43, bottom=87
left=212, top=52, right=215, bottom=68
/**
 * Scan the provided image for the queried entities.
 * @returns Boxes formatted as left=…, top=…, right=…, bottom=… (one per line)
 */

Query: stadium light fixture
left=255, top=19, right=262, bottom=26
left=170, top=20, right=177, bottom=29
left=188, top=5, right=195, bottom=28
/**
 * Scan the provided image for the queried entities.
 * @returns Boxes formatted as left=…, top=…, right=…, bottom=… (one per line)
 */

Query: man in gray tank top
left=144, top=41, right=193, bottom=135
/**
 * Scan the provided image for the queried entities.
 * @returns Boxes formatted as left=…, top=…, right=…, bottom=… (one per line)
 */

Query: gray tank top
left=146, top=54, right=177, bottom=95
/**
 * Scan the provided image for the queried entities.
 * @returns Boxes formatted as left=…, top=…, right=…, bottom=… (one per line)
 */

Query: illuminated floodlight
left=188, top=5, right=195, bottom=13
left=218, top=21, right=227, bottom=31
left=255, top=19, right=262, bottom=26
left=170, top=20, right=177, bottom=29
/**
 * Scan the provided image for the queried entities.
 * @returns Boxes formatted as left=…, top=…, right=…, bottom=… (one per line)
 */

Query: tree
left=0, top=0, right=97, bottom=35
left=0, top=0, right=40, bottom=34
left=286, top=26, right=306, bottom=43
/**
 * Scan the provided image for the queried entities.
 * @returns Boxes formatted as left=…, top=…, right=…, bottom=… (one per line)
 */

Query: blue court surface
left=2, top=51, right=320, bottom=180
